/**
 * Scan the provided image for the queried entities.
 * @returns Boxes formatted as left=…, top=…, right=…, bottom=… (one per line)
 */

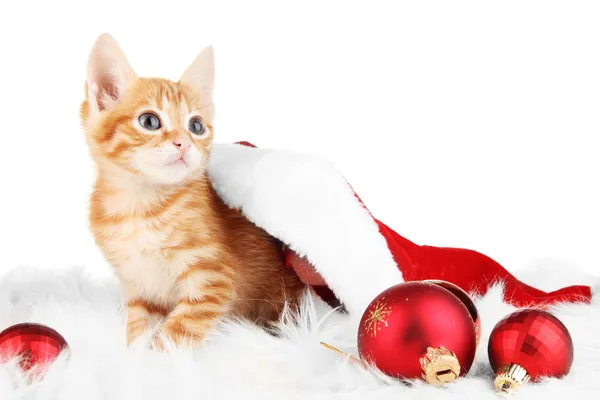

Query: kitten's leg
left=153, top=263, right=235, bottom=349
left=126, top=298, right=169, bottom=345
left=126, top=299, right=153, bottom=344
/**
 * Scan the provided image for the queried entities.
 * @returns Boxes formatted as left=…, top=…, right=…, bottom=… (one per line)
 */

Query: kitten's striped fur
left=81, top=34, right=306, bottom=349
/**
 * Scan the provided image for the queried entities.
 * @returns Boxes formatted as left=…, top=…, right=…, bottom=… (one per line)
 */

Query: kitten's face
left=86, top=79, right=213, bottom=184
left=81, top=34, right=215, bottom=185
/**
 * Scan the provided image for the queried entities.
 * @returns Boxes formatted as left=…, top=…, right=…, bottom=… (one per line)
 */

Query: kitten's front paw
left=149, top=328, right=172, bottom=352
left=126, top=326, right=146, bottom=346
left=151, top=322, right=205, bottom=350
left=151, top=335, right=166, bottom=352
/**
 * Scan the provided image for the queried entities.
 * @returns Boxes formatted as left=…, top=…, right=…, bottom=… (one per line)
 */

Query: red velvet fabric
left=234, top=141, right=592, bottom=308
left=376, top=220, right=592, bottom=308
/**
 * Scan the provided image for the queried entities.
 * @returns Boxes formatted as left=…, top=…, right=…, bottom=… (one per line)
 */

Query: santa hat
left=208, top=142, right=592, bottom=317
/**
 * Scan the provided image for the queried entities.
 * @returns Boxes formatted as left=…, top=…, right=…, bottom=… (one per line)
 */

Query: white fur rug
left=0, top=265, right=598, bottom=399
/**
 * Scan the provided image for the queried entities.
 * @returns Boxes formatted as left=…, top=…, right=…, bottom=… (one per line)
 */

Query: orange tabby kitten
left=81, top=34, right=306, bottom=349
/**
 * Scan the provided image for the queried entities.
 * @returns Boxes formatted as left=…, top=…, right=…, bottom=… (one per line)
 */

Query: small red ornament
left=0, top=323, right=68, bottom=377
left=424, top=280, right=481, bottom=347
left=488, top=309, right=574, bottom=393
left=283, top=247, right=327, bottom=286
left=357, top=282, right=477, bottom=385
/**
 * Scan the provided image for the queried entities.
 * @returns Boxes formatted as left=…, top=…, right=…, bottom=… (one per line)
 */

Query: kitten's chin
left=139, top=163, right=200, bottom=185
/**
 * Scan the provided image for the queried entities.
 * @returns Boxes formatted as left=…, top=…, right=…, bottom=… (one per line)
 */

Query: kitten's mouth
left=166, top=157, right=188, bottom=167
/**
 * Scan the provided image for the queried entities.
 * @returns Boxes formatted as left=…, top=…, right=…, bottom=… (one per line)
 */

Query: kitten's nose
left=172, top=141, right=190, bottom=152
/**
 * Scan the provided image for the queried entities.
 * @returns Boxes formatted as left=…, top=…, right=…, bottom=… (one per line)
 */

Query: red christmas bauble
left=424, top=280, right=481, bottom=347
left=357, top=282, right=477, bottom=385
left=488, top=309, right=574, bottom=392
left=0, top=323, right=68, bottom=376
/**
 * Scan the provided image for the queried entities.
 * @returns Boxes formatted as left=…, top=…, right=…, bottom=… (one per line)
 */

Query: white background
left=0, top=0, right=598, bottom=281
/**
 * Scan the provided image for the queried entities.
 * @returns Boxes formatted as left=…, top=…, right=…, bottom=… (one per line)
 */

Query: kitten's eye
left=138, top=112, right=161, bottom=131
left=188, top=117, right=206, bottom=136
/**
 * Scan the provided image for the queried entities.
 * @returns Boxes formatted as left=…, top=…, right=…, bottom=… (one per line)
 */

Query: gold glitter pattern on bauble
left=362, top=298, right=392, bottom=337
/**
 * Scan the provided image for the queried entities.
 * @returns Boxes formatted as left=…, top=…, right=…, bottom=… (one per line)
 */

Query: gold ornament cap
left=420, top=346, right=461, bottom=385
left=494, top=363, right=531, bottom=393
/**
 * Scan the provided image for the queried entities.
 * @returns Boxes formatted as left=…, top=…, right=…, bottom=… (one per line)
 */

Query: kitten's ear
left=179, top=46, right=215, bottom=106
left=85, top=33, right=137, bottom=114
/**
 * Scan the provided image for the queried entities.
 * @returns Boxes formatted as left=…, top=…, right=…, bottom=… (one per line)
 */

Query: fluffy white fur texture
left=208, top=143, right=403, bottom=317
left=0, top=265, right=598, bottom=399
